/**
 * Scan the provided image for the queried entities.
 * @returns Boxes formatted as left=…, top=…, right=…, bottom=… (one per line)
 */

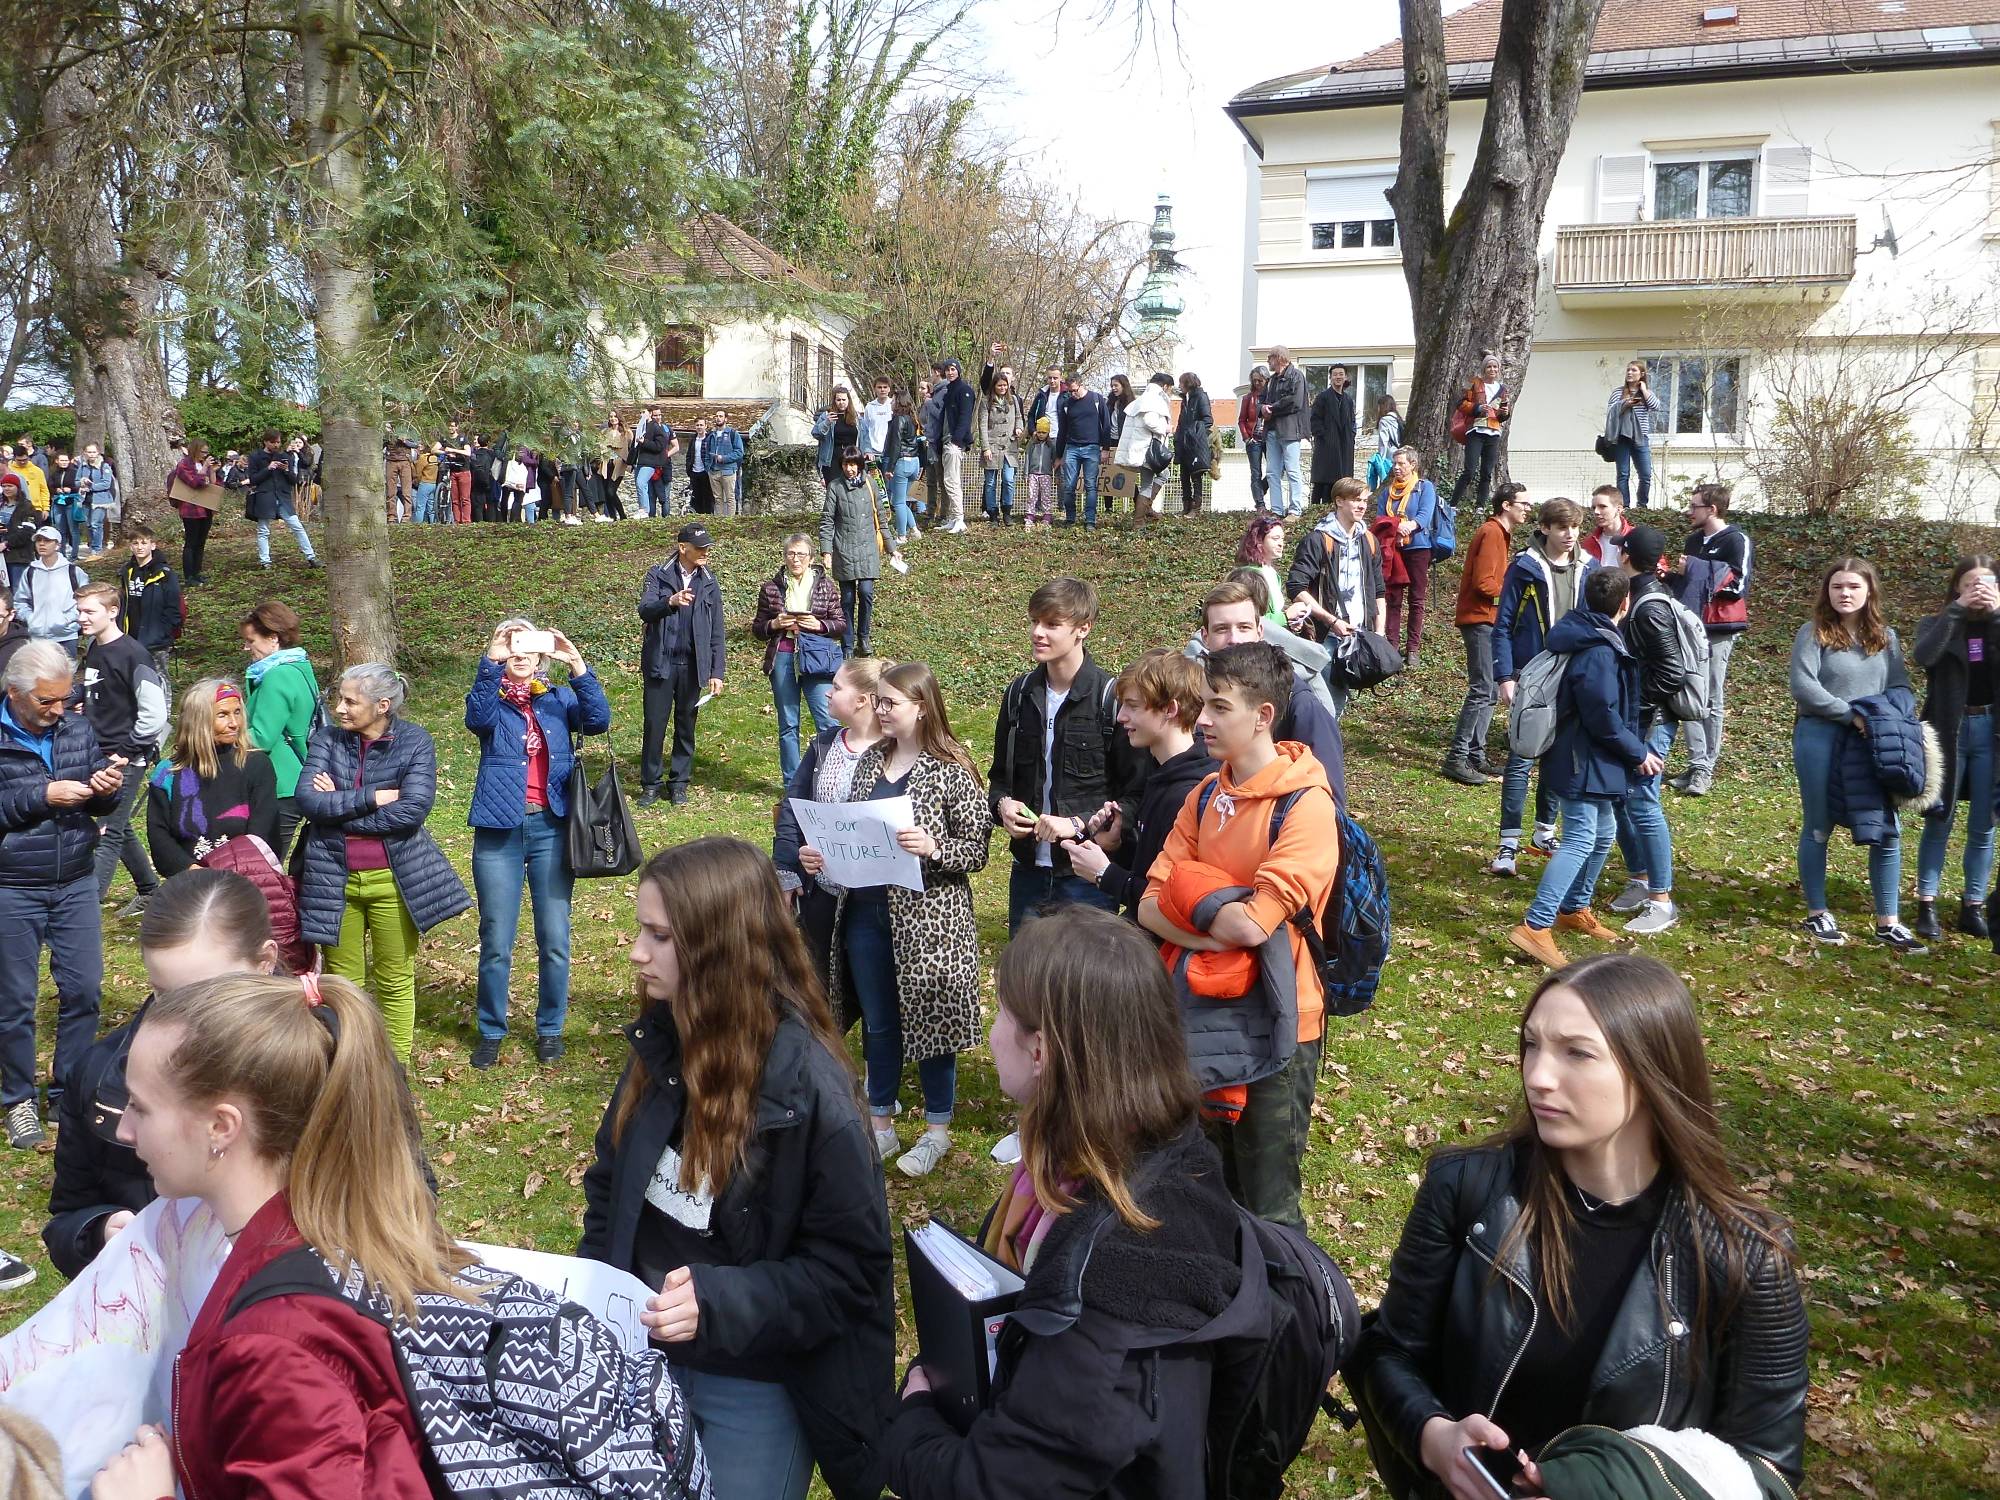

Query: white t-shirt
left=1036, top=687, right=1069, bottom=868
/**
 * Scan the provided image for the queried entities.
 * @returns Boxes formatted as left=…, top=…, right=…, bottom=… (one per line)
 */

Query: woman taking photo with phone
left=1352, top=953, right=1807, bottom=1500
left=465, top=619, right=610, bottom=1069
left=801, top=660, right=989, bottom=1178
left=752, top=535, right=847, bottom=783
left=1912, top=555, right=1999, bottom=947
left=297, top=664, right=470, bottom=1056
left=581, top=837, right=894, bottom=1500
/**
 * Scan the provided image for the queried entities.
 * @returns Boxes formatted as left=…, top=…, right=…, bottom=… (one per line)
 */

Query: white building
left=601, top=214, right=859, bottom=444
left=1227, top=0, right=2000, bottom=520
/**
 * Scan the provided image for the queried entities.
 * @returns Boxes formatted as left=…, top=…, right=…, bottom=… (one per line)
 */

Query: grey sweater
left=1789, top=621, right=1909, bottom=722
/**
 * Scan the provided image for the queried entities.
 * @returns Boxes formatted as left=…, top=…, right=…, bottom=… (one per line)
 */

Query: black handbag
left=1594, top=433, right=1618, bottom=462
left=1143, top=434, right=1173, bottom=476
left=1334, top=629, right=1405, bottom=689
left=565, top=739, right=643, bottom=879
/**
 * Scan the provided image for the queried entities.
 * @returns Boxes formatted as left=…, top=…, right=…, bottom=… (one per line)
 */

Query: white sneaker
left=897, top=1132, right=950, bottom=1177
left=946, top=520, right=968, bottom=534
left=1608, top=878, right=1651, bottom=915
left=1625, top=898, right=1679, bottom=935
left=990, top=1130, right=1021, bottom=1165
left=873, top=1127, right=900, bottom=1162
left=906, top=524, right=923, bottom=540
left=1487, top=845, right=1519, bottom=878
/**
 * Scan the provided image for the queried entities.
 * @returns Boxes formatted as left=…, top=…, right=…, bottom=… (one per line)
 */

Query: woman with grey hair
left=296, top=662, right=469, bottom=1056
left=751, top=532, right=847, bottom=781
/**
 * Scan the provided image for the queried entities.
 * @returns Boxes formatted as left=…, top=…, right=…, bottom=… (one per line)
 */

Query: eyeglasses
left=783, top=550, right=813, bottom=560
left=30, top=693, right=68, bottom=709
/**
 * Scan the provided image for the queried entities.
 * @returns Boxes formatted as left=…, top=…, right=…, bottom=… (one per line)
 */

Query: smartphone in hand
left=1462, top=1446, right=1522, bottom=1499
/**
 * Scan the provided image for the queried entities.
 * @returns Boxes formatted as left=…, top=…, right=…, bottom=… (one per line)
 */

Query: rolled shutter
left=1305, top=170, right=1396, bottom=224
left=1594, top=153, right=1648, bottom=222
left=1760, top=145, right=1813, bottom=216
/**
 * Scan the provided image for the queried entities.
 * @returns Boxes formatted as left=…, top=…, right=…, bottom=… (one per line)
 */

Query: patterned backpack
left=228, top=1248, right=712, bottom=1500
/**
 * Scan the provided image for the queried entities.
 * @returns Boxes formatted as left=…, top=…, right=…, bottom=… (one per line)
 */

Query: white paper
left=0, top=1197, right=231, bottom=1498
left=889, top=554, right=909, bottom=574
left=787, top=795, right=924, bottom=891
left=458, top=1241, right=656, bottom=1355
left=695, top=692, right=716, bottom=709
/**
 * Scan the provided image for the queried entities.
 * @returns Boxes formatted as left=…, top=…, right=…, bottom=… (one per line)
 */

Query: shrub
left=177, top=388, right=320, bottom=456
left=0, top=405, right=77, bottom=453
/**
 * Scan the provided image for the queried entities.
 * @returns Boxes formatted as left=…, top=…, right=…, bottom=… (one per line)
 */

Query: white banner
left=787, top=795, right=924, bottom=891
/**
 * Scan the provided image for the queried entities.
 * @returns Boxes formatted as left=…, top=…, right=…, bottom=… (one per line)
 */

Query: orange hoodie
left=1143, top=740, right=1339, bottom=1042
left=1456, top=515, right=1513, bottom=626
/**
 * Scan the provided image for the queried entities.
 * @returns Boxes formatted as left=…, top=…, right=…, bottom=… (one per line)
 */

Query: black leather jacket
left=1625, top=574, right=1694, bottom=715
left=1353, top=1143, right=1807, bottom=1493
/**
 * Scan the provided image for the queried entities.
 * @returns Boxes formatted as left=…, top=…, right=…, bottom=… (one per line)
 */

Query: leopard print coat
left=826, top=745, right=991, bottom=1062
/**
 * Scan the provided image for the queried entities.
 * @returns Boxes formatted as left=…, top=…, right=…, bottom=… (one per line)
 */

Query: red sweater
left=171, top=1194, right=431, bottom=1500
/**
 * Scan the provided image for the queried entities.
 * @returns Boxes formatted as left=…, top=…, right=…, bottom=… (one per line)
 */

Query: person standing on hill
left=1582, top=484, right=1633, bottom=571
left=244, top=428, right=320, bottom=569
left=1450, top=352, right=1512, bottom=514
left=935, top=358, right=977, bottom=534
left=1174, top=371, right=1213, bottom=516
left=1054, top=373, right=1110, bottom=529
left=1912, top=555, right=1999, bottom=946
left=1240, top=364, right=1270, bottom=508
left=1668, top=483, right=1752, bottom=797
left=1259, top=347, right=1309, bottom=518
left=1310, top=363, right=1357, bottom=503
left=820, top=450, right=900, bottom=656
left=637, top=523, right=725, bottom=807
left=1444, top=482, right=1530, bottom=786
left=1606, top=526, right=1690, bottom=938
left=239, top=600, right=320, bottom=858
left=117, top=525, right=181, bottom=679
left=73, top=583, right=167, bottom=916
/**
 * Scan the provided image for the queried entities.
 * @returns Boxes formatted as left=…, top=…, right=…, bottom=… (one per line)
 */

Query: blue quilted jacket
left=295, top=718, right=471, bottom=944
left=463, top=659, right=611, bottom=829
left=1827, top=687, right=1927, bottom=848
left=0, top=707, right=118, bottom=887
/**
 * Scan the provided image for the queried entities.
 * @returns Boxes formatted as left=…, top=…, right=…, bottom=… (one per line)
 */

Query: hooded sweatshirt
left=1144, top=740, right=1338, bottom=1043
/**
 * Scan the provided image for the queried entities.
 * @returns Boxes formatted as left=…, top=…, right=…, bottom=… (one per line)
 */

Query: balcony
left=1552, top=216, right=1857, bottom=306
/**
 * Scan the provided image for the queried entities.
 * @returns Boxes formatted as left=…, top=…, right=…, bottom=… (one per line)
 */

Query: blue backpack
left=1195, top=783, right=1391, bottom=1017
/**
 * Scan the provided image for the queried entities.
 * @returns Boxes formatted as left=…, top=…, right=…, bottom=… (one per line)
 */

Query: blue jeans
left=1007, top=862, right=1120, bottom=935
left=1795, top=716, right=1902, bottom=916
left=0, top=877, right=102, bottom=1108
left=888, top=455, right=920, bottom=536
left=255, top=507, right=316, bottom=564
left=413, top=480, right=438, bottom=523
left=1526, top=795, right=1620, bottom=929
left=1245, top=436, right=1267, bottom=504
left=635, top=465, right=659, bottom=517
left=673, top=1367, right=813, bottom=1500
left=1060, top=443, right=1101, bottom=525
left=1499, top=751, right=1555, bottom=844
left=770, top=650, right=834, bottom=784
left=1614, top=718, right=1676, bottom=893
left=1615, top=437, right=1653, bottom=509
left=981, top=460, right=1015, bottom=517
left=1264, top=432, right=1303, bottom=515
left=53, top=506, right=83, bottom=558
left=845, top=897, right=956, bottom=1122
left=1917, top=710, right=1996, bottom=902
left=472, top=810, right=574, bottom=1039
left=840, top=577, right=875, bottom=655
left=90, top=506, right=113, bottom=551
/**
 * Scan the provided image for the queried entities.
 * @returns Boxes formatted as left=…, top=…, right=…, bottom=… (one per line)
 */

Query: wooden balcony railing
left=1554, top=216, right=1857, bottom=291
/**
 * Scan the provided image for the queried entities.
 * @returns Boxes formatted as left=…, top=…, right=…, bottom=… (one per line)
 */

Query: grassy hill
left=5, top=506, right=1995, bottom=1497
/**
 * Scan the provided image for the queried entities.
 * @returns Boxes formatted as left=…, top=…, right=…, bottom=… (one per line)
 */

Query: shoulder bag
left=565, top=734, right=643, bottom=879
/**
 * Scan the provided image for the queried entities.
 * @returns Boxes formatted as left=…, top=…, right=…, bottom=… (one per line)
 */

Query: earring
left=208, top=1144, right=226, bottom=1162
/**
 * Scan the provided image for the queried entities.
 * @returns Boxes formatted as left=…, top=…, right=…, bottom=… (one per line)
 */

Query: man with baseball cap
left=1607, top=524, right=1688, bottom=935
left=19, top=527, right=86, bottom=653
left=636, top=522, right=725, bottom=805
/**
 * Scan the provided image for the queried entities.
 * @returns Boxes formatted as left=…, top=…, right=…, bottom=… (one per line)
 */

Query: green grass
left=5, top=507, right=1996, bottom=1497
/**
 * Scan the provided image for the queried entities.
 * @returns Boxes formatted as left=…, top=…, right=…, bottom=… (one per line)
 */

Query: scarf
left=1384, top=468, right=1417, bottom=517
left=981, top=1161, right=1083, bottom=1275
left=244, top=644, right=310, bottom=685
left=498, top=673, right=547, bottom=758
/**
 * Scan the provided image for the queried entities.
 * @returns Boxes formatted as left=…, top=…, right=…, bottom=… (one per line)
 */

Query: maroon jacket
left=171, top=1193, right=433, bottom=1500
left=749, top=566, right=846, bottom=674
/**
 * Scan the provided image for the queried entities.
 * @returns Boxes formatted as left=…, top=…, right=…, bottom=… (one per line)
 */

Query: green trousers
left=325, top=865, right=421, bottom=1057
left=1207, top=1035, right=1322, bottom=1230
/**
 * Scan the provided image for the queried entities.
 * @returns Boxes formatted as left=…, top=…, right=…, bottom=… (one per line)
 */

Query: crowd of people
left=0, top=361, right=1988, bottom=1500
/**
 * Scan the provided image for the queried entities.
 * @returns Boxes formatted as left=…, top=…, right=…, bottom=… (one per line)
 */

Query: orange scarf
left=1386, top=468, right=1417, bottom=517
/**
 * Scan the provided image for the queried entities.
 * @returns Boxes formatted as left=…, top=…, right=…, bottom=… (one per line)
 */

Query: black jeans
left=1179, top=461, right=1206, bottom=514
left=180, top=514, right=213, bottom=580
left=94, top=764, right=159, bottom=901
left=840, top=577, right=876, bottom=656
left=1452, top=429, right=1500, bottom=510
left=1207, top=1036, right=1321, bottom=1229
left=641, top=657, right=702, bottom=792
left=689, top=472, right=714, bottom=513
left=275, top=796, right=302, bottom=864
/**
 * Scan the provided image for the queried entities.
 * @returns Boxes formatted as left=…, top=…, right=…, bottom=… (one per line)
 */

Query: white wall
left=599, top=305, right=861, bottom=445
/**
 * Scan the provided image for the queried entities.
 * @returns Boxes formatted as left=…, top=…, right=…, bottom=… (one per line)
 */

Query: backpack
left=1428, top=488, right=1457, bottom=561
left=228, top=1246, right=713, bottom=1500
left=1506, top=648, right=1571, bottom=759
left=1195, top=783, right=1392, bottom=1018
left=1634, top=592, right=1711, bottom=722
left=1206, top=1207, right=1362, bottom=1500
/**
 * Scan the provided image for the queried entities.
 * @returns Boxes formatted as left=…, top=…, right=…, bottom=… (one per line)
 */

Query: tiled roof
left=616, top=214, right=828, bottom=296
left=1231, top=0, right=2000, bottom=107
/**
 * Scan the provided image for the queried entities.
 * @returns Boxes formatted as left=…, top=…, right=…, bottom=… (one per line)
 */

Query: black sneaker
left=0, top=1250, right=33, bottom=1292
left=1959, top=899, right=1990, bottom=939
left=668, top=786, right=689, bottom=806
left=637, top=786, right=661, bottom=808
left=1801, top=912, right=1847, bottom=947
left=470, top=1036, right=503, bottom=1070
left=1873, top=922, right=1929, bottom=956
left=536, top=1035, right=566, bottom=1064
left=1439, top=756, right=1487, bottom=787
left=6, top=1100, right=45, bottom=1149
left=1910, top=901, right=1942, bottom=941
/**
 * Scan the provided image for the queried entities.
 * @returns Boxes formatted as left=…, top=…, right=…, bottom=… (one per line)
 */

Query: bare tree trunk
left=300, top=0, right=395, bottom=667
left=1389, top=0, right=1604, bottom=473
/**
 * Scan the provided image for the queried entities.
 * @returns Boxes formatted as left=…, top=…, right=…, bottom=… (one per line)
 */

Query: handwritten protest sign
left=788, top=795, right=924, bottom=891
left=459, top=1241, right=655, bottom=1354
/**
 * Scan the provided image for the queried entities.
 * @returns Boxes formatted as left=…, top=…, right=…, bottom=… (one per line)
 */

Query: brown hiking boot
left=1507, top=924, right=1568, bottom=969
left=1556, top=909, right=1624, bottom=943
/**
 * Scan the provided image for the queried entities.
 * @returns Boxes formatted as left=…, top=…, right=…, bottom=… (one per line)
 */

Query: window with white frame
left=1594, top=146, right=1810, bottom=223
left=1306, top=169, right=1397, bottom=253
left=1644, top=355, right=1741, bottom=438
left=1652, top=155, right=1756, bottom=220
left=1303, top=361, right=1394, bottom=426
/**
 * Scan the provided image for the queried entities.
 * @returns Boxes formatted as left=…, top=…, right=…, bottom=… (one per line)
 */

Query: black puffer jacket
left=0, top=709, right=118, bottom=886
left=579, top=1007, right=895, bottom=1500
left=884, top=1123, right=1258, bottom=1500
left=1914, top=603, right=2000, bottom=819
left=1352, top=1142, right=1808, bottom=1495
left=1094, top=741, right=1218, bottom=915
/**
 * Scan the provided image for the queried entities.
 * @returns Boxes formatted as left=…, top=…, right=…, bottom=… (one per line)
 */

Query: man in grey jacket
left=1260, top=346, right=1310, bottom=518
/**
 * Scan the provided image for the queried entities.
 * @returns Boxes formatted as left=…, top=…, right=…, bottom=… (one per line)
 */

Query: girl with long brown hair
left=884, top=906, right=1256, bottom=1500
left=1354, top=954, right=1807, bottom=1500
left=800, top=660, right=988, bottom=1177
left=96, top=969, right=464, bottom=1500
left=1790, top=556, right=1922, bottom=950
left=580, top=837, right=894, bottom=1500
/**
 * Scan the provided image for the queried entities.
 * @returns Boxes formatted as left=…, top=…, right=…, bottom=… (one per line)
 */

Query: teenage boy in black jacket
left=1608, top=526, right=1692, bottom=937
left=115, top=524, right=181, bottom=677
left=1064, top=648, right=1216, bottom=918
left=73, top=583, right=166, bottom=914
left=989, top=576, right=1142, bottom=933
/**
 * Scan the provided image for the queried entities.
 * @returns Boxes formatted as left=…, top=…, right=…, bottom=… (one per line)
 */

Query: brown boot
left=1507, top=923, right=1569, bottom=969
left=1556, top=909, right=1624, bottom=942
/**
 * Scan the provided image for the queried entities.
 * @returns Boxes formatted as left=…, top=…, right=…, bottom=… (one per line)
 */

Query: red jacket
left=171, top=1194, right=433, bottom=1500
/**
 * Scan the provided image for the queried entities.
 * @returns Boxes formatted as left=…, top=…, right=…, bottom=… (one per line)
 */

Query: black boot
left=1965, top=897, right=1993, bottom=940
left=1911, top=900, right=1941, bottom=942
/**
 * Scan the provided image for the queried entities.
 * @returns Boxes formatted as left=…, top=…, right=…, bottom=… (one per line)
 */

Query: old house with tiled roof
left=1227, top=0, right=2000, bottom=517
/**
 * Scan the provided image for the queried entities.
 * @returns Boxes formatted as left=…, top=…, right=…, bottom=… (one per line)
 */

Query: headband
left=214, top=683, right=242, bottom=703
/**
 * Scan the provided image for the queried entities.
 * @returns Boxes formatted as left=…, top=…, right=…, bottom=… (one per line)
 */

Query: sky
left=968, top=0, right=1403, bottom=382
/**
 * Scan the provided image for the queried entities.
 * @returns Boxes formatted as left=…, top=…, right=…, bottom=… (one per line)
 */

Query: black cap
left=676, top=522, right=714, bottom=549
left=1625, top=524, right=1668, bottom=573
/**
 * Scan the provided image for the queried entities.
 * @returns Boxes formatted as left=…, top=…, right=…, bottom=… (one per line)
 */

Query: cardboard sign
left=787, top=795, right=924, bottom=891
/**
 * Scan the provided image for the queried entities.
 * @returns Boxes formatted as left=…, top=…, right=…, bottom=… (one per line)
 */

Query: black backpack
left=228, top=1246, right=712, bottom=1500
left=1206, top=1207, right=1362, bottom=1500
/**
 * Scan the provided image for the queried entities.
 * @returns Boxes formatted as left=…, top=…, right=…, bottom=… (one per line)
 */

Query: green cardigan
left=245, top=652, right=320, bottom=796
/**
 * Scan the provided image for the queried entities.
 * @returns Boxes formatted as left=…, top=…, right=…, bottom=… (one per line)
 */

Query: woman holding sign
left=582, top=837, right=895, bottom=1500
left=802, top=661, right=989, bottom=1178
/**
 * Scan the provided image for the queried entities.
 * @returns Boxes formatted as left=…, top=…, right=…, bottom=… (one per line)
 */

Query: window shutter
left=1989, top=122, right=2000, bottom=235
left=1305, top=170, right=1396, bottom=223
left=1760, top=145, right=1813, bottom=216
left=1594, top=154, right=1648, bottom=222
left=1972, top=346, right=2000, bottom=453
